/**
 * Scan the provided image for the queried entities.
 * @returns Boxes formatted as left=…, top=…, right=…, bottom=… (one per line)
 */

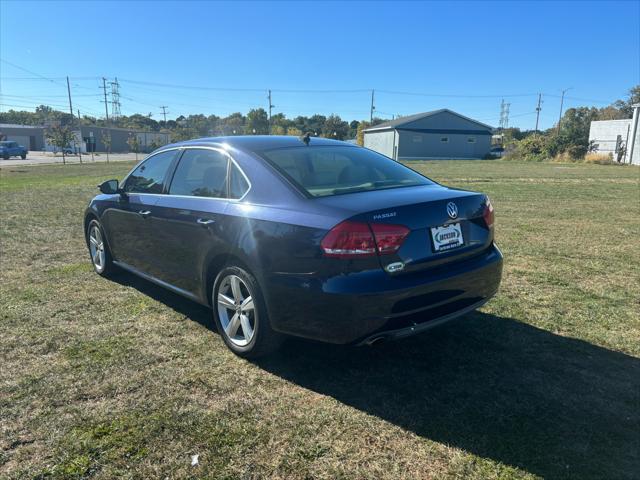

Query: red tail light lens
left=483, top=197, right=495, bottom=229
left=370, top=223, right=410, bottom=255
left=321, top=221, right=376, bottom=258
left=321, top=221, right=410, bottom=258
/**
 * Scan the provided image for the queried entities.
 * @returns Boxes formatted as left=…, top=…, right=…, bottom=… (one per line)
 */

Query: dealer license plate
left=430, top=223, right=464, bottom=252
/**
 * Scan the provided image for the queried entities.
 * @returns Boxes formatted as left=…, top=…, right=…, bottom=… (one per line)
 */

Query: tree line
left=1, top=85, right=637, bottom=161
left=0, top=105, right=387, bottom=144
left=503, top=85, right=639, bottom=162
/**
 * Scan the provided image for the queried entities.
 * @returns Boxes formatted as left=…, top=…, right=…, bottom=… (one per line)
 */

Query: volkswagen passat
left=85, top=136, right=502, bottom=357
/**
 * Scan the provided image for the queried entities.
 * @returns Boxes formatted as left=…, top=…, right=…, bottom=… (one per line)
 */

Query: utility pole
left=534, top=93, right=543, bottom=134
left=267, top=90, right=274, bottom=133
left=101, top=78, right=111, bottom=163
left=370, top=89, right=375, bottom=123
left=66, top=76, right=74, bottom=120
left=556, top=88, right=571, bottom=135
left=160, top=106, right=168, bottom=124
left=66, top=76, right=82, bottom=163
left=101, top=77, right=110, bottom=124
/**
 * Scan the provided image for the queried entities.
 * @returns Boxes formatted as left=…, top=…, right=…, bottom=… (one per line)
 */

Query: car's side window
left=169, top=149, right=229, bottom=198
left=229, top=162, right=250, bottom=199
left=124, top=150, right=177, bottom=194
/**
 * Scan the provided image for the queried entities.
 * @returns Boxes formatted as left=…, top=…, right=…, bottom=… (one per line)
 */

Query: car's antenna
left=300, top=132, right=311, bottom=146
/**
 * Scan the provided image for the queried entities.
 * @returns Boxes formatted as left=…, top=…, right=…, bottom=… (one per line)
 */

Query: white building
left=588, top=105, right=640, bottom=165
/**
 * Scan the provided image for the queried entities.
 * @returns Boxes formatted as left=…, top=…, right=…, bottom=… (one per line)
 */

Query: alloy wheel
left=217, top=274, right=256, bottom=346
left=89, top=225, right=106, bottom=272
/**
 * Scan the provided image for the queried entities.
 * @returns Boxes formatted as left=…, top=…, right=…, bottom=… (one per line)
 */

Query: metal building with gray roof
left=363, top=109, right=493, bottom=160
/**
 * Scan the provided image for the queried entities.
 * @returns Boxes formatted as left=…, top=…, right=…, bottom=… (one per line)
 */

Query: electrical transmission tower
left=109, top=77, right=121, bottom=120
left=499, top=99, right=510, bottom=131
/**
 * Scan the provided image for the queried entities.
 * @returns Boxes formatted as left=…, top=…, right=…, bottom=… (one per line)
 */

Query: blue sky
left=1, top=0, right=638, bottom=130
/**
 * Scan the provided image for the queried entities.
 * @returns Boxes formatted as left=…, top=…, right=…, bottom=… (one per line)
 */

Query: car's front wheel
left=21, top=154, right=26, bottom=159
left=212, top=265, right=283, bottom=358
left=87, top=219, right=115, bottom=276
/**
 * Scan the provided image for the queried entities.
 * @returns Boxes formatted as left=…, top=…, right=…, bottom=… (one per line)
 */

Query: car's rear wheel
left=2, top=155, right=8, bottom=160
left=87, top=219, right=115, bottom=276
left=21, top=154, right=26, bottom=159
left=212, top=265, right=282, bottom=358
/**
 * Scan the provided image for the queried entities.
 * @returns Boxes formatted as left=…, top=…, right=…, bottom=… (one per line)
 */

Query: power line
left=119, top=78, right=266, bottom=92
left=0, top=58, right=68, bottom=88
left=377, top=89, right=539, bottom=98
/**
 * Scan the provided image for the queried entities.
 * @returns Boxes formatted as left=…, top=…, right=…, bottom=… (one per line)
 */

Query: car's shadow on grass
left=111, top=271, right=640, bottom=479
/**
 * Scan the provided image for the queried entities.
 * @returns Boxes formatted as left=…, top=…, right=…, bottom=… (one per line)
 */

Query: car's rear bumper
left=264, top=243, right=503, bottom=344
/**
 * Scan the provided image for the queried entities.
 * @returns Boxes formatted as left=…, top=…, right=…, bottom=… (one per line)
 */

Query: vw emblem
left=446, top=202, right=458, bottom=219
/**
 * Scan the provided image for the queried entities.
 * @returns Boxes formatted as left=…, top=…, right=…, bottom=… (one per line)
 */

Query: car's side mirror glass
left=99, top=179, right=119, bottom=194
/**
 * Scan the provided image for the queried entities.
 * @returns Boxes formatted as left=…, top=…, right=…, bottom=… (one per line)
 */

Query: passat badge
left=446, top=202, right=458, bottom=219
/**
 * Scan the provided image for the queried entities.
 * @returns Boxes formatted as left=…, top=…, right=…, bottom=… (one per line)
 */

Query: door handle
left=196, top=218, right=215, bottom=226
left=138, top=210, right=151, bottom=218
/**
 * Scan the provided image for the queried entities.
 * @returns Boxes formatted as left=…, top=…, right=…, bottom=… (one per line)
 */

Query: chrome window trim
left=120, top=145, right=252, bottom=202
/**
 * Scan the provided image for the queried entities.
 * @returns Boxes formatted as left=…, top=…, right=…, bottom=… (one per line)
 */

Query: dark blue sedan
left=85, top=136, right=502, bottom=357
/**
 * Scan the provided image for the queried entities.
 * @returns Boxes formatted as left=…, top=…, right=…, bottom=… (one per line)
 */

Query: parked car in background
left=85, top=136, right=503, bottom=358
left=0, top=141, right=28, bottom=159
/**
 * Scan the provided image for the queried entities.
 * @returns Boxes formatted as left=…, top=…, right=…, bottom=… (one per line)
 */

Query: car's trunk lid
left=315, top=184, right=493, bottom=274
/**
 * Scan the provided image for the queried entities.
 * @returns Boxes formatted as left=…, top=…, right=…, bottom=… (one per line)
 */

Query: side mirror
left=98, top=179, right=119, bottom=194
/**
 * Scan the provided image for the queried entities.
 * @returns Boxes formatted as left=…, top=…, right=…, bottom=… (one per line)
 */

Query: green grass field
left=1, top=160, right=638, bottom=479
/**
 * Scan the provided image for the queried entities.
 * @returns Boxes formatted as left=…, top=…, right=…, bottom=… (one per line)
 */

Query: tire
left=212, top=265, right=283, bottom=358
left=21, top=154, right=26, bottom=159
left=86, top=219, right=115, bottom=276
left=2, top=155, right=8, bottom=160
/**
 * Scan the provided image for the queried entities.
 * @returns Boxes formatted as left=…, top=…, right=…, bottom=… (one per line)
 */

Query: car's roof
left=161, top=135, right=356, bottom=154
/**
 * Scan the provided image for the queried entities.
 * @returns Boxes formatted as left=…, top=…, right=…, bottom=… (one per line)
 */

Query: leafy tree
left=307, top=114, right=327, bottom=136
left=127, top=134, right=140, bottom=161
left=286, top=126, right=302, bottom=136
left=271, top=125, right=286, bottom=135
left=322, top=114, right=349, bottom=140
left=510, top=135, right=552, bottom=162
left=45, top=125, right=75, bottom=164
left=613, top=85, right=640, bottom=118
left=245, top=108, right=269, bottom=134
left=217, top=112, right=245, bottom=135
left=349, top=120, right=360, bottom=138
left=356, top=121, right=370, bottom=146
left=101, top=130, right=112, bottom=163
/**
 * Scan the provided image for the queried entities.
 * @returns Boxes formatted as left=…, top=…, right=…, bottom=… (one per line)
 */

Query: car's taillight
left=321, top=221, right=409, bottom=258
left=370, top=223, right=410, bottom=255
left=483, top=197, right=495, bottom=229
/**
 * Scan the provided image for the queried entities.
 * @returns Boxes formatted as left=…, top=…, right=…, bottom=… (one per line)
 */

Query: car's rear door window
left=169, top=148, right=229, bottom=198
left=124, top=149, right=177, bottom=194
left=261, top=145, right=432, bottom=197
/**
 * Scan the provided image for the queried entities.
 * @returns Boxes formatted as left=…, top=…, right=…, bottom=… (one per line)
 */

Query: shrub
left=584, top=153, right=614, bottom=164
left=507, top=135, right=552, bottom=162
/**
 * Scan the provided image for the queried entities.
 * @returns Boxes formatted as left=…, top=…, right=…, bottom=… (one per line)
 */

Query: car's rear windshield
left=260, top=145, right=433, bottom=197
